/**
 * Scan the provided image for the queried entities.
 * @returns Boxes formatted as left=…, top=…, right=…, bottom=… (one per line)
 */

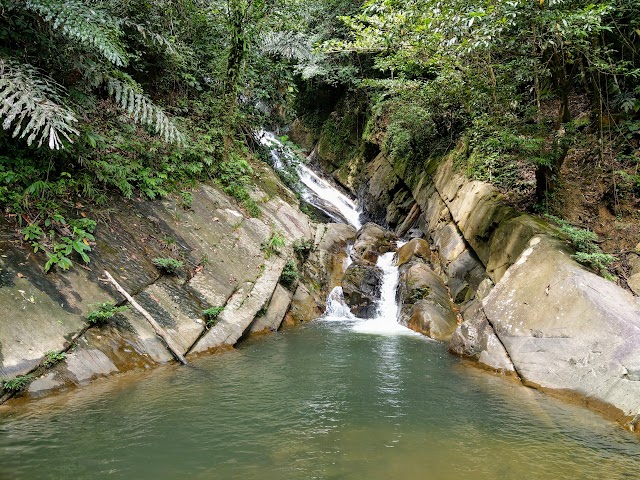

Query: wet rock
left=446, top=250, right=486, bottom=304
left=350, top=223, right=397, bottom=265
left=283, top=283, right=323, bottom=325
left=449, top=299, right=515, bottom=373
left=483, top=235, right=640, bottom=423
left=395, top=238, right=430, bottom=267
left=398, top=262, right=458, bottom=341
left=341, top=263, right=383, bottom=318
left=250, top=284, right=293, bottom=335
left=304, top=223, right=357, bottom=299
left=190, top=256, right=287, bottom=354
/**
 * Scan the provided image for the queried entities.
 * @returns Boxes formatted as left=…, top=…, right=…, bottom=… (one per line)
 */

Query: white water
left=352, top=248, right=418, bottom=336
left=258, top=130, right=362, bottom=229
left=259, top=129, right=411, bottom=335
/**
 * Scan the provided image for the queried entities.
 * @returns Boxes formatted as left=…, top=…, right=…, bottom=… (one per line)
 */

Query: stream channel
left=0, top=134, right=639, bottom=479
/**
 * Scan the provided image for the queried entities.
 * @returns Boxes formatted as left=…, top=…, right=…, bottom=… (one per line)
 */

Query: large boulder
left=483, top=235, right=640, bottom=426
left=395, top=238, right=431, bottom=267
left=350, top=223, right=397, bottom=265
left=304, top=223, right=357, bottom=298
left=449, top=296, right=515, bottom=374
left=398, top=262, right=458, bottom=341
left=341, top=263, right=383, bottom=318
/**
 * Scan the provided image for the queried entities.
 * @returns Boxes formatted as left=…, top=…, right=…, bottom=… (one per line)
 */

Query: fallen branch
left=102, top=270, right=188, bottom=365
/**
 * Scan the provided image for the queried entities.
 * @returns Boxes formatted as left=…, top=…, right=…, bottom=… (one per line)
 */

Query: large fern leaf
left=105, top=76, right=184, bottom=144
left=0, top=58, right=79, bottom=149
left=24, top=0, right=128, bottom=66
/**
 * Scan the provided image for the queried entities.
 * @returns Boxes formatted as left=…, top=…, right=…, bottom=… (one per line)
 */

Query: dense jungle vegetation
left=1, top=0, right=639, bottom=276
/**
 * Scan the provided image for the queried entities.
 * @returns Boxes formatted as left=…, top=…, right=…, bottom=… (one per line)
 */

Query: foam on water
left=352, top=246, right=420, bottom=336
left=258, top=130, right=362, bottom=229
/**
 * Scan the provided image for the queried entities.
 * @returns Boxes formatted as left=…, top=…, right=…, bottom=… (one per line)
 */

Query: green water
left=1, top=319, right=639, bottom=479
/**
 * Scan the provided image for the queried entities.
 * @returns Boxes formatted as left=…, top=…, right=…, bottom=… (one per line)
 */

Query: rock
left=304, top=223, right=357, bottom=298
left=398, top=262, right=458, bottom=341
left=483, top=235, right=640, bottom=424
left=250, top=284, right=293, bottom=335
left=190, top=257, right=287, bottom=354
left=395, top=238, right=430, bottom=267
left=629, top=274, right=640, bottom=296
left=350, top=223, right=396, bottom=265
left=283, top=283, right=323, bottom=325
left=341, top=263, right=383, bottom=318
left=449, top=299, right=515, bottom=373
left=445, top=249, right=486, bottom=303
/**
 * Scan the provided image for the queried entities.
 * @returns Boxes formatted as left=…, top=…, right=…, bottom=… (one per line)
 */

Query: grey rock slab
left=0, top=259, right=97, bottom=379
left=250, top=284, right=293, bottom=334
left=483, top=235, right=640, bottom=422
left=65, top=348, right=119, bottom=384
left=190, top=257, right=287, bottom=353
left=449, top=299, right=515, bottom=373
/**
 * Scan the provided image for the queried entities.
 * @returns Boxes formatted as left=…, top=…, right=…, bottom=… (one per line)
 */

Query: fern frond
left=0, top=58, right=79, bottom=149
left=260, top=31, right=314, bottom=62
left=105, top=76, right=184, bottom=144
left=24, top=0, right=128, bottom=66
left=123, top=20, right=176, bottom=55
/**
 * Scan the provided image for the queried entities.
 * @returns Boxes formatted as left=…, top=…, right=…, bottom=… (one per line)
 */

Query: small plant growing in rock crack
left=203, top=306, right=224, bottom=327
left=279, top=259, right=299, bottom=287
left=2, top=374, right=33, bottom=392
left=87, top=302, right=130, bottom=326
left=43, top=351, right=67, bottom=367
left=545, top=215, right=617, bottom=279
left=409, top=286, right=431, bottom=303
left=261, top=231, right=285, bottom=259
left=293, top=238, right=313, bottom=261
left=153, top=257, right=184, bottom=274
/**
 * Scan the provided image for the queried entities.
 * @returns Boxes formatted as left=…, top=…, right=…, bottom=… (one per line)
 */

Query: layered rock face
left=293, top=118, right=640, bottom=430
left=0, top=164, right=355, bottom=400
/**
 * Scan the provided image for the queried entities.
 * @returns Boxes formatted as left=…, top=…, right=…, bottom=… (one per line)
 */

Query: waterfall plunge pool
left=1, top=319, right=639, bottom=479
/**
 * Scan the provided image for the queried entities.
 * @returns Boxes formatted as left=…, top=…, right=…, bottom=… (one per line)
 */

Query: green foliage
left=152, top=257, right=184, bottom=274
left=409, top=286, right=430, bottom=303
left=86, top=302, right=130, bottom=326
left=2, top=375, right=33, bottom=392
left=0, top=59, right=79, bottom=149
left=43, top=351, right=67, bottom=368
left=279, top=259, right=299, bottom=287
left=546, top=215, right=617, bottom=278
left=292, top=238, right=313, bottom=261
left=261, top=231, right=285, bottom=259
left=21, top=215, right=97, bottom=272
left=203, top=306, right=225, bottom=327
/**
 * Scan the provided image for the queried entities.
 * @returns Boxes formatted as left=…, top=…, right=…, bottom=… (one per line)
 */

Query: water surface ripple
left=1, top=321, right=639, bottom=479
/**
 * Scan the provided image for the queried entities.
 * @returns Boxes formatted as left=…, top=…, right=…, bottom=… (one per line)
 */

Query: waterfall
left=258, top=130, right=362, bottom=229
left=259, top=129, right=411, bottom=335
left=352, top=249, right=416, bottom=335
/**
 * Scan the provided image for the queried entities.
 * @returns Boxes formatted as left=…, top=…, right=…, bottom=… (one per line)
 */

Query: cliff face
left=0, top=162, right=354, bottom=401
left=291, top=114, right=640, bottom=431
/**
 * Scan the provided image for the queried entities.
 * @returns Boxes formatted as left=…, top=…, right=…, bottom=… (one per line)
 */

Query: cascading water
left=352, top=246, right=417, bottom=336
left=258, top=130, right=362, bottom=229
left=260, top=129, right=410, bottom=334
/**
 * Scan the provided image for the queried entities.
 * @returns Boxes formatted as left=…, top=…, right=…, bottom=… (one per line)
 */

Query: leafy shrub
left=87, top=302, right=130, bottom=326
left=2, top=375, right=33, bottom=392
left=203, top=306, right=224, bottom=327
left=409, top=286, right=431, bottom=303
left=261, top=231, right=285, bottom=259
left=546, top=215, right=617, bottom=278
left=153, top=257, right=184, bottom=274
left=43, top=351, right=67, bottom=368
left=279, top=259, right=298, bottom=287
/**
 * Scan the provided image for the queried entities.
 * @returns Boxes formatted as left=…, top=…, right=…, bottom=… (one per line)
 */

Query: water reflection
left=1, top=325, right=639, bottom=479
